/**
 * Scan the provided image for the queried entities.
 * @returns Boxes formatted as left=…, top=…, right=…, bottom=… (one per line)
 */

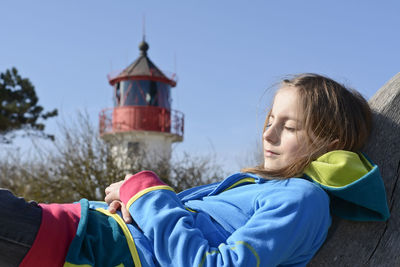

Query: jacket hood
left=303, top=150, right=390, bottom=221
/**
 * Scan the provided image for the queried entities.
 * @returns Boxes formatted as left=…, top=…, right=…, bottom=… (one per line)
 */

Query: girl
left=0, top=74, right=389, bottom=266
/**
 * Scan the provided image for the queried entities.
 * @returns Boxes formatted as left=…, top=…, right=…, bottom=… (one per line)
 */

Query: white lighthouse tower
left=99, top=39, right=184, bottom=164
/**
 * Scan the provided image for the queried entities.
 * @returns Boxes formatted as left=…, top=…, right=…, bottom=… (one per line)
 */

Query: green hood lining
left=303, top=150, right=390, bottom=221
left=303, top=150, right=373, bottom=188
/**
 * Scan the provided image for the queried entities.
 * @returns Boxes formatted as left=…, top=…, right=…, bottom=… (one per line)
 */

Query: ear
left=327, top=139, right=339, bottom=151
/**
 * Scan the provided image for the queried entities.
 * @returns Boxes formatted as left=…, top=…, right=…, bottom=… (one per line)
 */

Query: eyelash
left=266, top=123, right=296, bottom=132
left=284, top=126, right=296, bottom=132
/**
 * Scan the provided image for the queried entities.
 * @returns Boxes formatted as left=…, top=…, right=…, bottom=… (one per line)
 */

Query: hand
left=104, top=174, right=133, bottom=204
left=108, top=200, right=132, bottom=224
left=105, top=174, right=134, bottom=224
left=104, top=180, right=124, bottom=204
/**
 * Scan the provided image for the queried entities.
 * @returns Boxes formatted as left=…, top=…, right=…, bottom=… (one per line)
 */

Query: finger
left=105, top=186, right=111, bottom=195
left=105, top=183, right=117, bottom=195
left=104, top=181, right=124, bottom=201
left=108, top=200, right=121, bottom=213
left=124, top=173, right=133, bottom=180
left=121, top=204, right=133, bottom=224
left=105, top=191, right=118, bottom=204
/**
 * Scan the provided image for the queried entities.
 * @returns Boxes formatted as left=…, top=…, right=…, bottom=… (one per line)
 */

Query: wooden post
left=309, top=73, right=400, bottom=266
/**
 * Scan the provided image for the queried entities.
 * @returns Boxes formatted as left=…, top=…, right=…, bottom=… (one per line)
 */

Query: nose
left=263, top=124, right=280, bottom=145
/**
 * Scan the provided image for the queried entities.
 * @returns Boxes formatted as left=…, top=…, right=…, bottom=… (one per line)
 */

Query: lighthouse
left=99, top=39, right=184, bottom=165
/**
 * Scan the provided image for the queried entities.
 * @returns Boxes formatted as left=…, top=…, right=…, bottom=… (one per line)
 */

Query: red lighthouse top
left=100, top=39, right=184, bottom=140
left=108, top=40, right=176, bottom=87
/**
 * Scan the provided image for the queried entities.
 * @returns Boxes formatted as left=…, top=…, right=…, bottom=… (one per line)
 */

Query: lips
left=264, top=149, right=279, bottom=157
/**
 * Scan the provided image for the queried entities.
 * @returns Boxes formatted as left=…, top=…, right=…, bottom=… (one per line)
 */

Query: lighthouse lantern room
left=99, top=39, right=184, bottom=162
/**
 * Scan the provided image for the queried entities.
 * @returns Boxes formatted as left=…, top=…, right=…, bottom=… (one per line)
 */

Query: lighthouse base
left=101, top=130, right=182, bottom=171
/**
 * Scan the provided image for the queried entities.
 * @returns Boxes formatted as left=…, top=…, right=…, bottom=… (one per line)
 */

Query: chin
left=263, top=164, right=280, bottom=171
left=264, top=160, right=279, bottom=170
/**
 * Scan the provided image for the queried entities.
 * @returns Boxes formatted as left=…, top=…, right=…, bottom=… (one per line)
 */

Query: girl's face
left=263, top=86, right=309, bottom=172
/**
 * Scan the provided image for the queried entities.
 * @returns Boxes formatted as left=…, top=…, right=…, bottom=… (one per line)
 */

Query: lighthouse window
left=114, top=82, right=121, bottom=106
left=120, top=80, right=171, bottom=109
left=147, top=81, right=158, bottom=106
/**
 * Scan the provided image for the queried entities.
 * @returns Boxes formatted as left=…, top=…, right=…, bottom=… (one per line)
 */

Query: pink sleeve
left=120, top=171, right=168, bottom=204
left=19, top=203, right=81, bottom=267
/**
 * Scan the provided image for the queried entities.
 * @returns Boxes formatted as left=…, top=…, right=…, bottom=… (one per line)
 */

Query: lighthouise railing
left=99, top=106, right=184, bottom=138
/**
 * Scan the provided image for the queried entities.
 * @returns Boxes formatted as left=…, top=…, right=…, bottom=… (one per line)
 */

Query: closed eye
left=284, top=126, right=296, bottom=132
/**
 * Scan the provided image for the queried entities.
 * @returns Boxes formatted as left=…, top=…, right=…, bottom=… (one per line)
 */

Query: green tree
left=0, top=67, right=57, bottom=143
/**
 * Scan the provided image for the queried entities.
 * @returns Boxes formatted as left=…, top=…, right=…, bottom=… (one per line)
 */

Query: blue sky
left=1, top=1, right=399, bottom=173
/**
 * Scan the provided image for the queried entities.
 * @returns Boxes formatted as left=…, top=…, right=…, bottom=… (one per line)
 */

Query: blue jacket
left=60, top=150, right=388, bottom=267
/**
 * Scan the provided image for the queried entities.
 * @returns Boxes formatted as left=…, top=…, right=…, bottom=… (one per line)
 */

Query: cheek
left=286, top=141, right=302, bottom=154
left=284, top=134, right=306, bottom=154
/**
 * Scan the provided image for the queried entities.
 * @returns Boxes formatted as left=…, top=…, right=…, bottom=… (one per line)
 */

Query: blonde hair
left=242, top=73, right=372, bottom=178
